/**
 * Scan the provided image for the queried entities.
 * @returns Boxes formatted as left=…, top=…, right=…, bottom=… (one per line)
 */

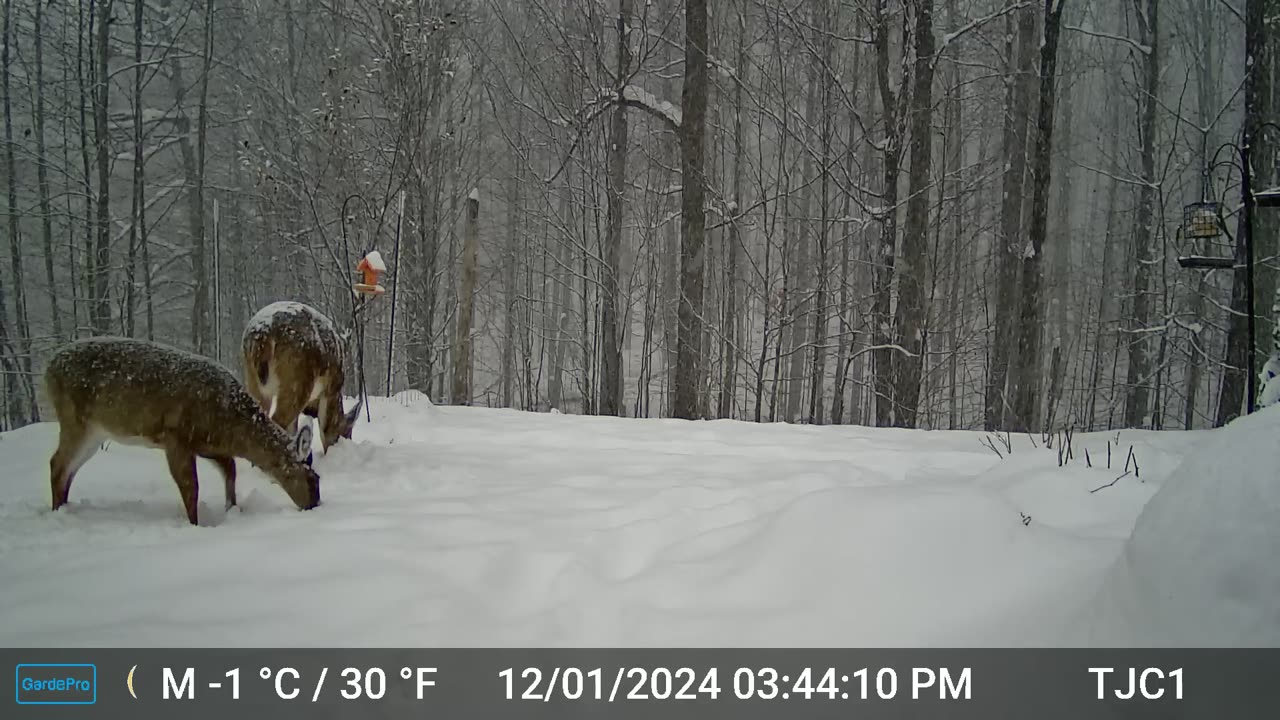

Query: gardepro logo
left=15, top=664, right=97, bottom=705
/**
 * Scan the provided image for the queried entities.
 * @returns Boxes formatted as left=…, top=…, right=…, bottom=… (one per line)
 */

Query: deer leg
left=49, top=422, right=101, bottom=511
left=164, top=446, right=200, bottom=526
left=204, top=455, right=238, bottom=511
left=273, top=391, right=313, bottom=461
left=271, top=390, right=305, bottom=437
left=315, top=397, right=332, bottom=452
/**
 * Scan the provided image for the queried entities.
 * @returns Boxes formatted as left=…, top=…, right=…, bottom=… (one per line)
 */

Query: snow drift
left=1079, top=405, right=1280, bottom=647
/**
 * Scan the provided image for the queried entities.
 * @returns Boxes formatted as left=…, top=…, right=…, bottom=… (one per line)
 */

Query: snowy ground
left=0, top=391, right=1270, bottom=648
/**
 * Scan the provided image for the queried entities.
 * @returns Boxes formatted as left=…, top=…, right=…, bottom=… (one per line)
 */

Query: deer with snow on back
left=43, top=337, right=322, bottom=525
left=242, top=301, right=363, bottom=462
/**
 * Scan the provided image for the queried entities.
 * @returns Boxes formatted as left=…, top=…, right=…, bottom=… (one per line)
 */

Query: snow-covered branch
left=543, top=85, right=681, bottom=185
left=1064, top=25, right=1151, bottom=55
left=616, top=86, right=682, bottom=129
left=938, top=2, right=1031, bottom=56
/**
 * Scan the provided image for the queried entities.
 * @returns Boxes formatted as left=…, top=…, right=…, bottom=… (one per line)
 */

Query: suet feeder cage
left=355, top=250, right=387, bottom=296
left=1182, top=201, right=1222, bottom=239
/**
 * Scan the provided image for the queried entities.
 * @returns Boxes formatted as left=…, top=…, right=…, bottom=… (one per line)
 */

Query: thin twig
left=1091, top=470, right=1133, bottom=494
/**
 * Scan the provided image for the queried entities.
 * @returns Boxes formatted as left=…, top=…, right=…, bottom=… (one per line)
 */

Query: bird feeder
left=355, top=250, right=387, bottom=296
left=1182, top=201, right=1222, bottom=239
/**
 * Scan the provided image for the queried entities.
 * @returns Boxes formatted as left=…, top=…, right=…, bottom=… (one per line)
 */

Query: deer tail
left=257, top=340, right=273, bottom=386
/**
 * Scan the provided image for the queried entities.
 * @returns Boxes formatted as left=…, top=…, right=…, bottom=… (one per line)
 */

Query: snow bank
left=1079, top=406, right=1280, bottom=646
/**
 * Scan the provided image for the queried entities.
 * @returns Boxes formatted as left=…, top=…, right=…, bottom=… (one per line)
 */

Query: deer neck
left=234, top=416, right=302, bottom=478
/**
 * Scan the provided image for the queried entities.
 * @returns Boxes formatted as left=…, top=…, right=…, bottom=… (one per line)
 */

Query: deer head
left=318, top=393, right=364, bottom=450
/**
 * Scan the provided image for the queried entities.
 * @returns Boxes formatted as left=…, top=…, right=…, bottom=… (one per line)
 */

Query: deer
left=43, top=337, right=322, bottom=526
left=241, top=301, right=362, bottom=463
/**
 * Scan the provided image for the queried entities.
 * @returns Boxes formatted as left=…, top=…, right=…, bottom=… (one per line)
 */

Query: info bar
left=5, top=648, right=1278, bottom=719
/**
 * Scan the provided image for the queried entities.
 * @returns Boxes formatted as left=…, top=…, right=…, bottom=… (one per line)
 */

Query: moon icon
left=127, top=665, right=138, bottom=699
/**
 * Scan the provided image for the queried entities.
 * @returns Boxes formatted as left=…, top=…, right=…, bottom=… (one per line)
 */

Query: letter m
left=164, top=668, right=195, bottom=699
left=940, top=668, right=971, bottom=700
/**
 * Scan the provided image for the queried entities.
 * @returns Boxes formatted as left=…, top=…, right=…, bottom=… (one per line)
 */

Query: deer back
left=242, top=301, right=359, bottom=447
left=44, top=337, right=299, bottom=463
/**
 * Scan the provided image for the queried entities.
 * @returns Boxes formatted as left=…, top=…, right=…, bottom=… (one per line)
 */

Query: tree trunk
left=1184, top=0, right=1218, bottom=429
left=829, top=99, right=859, bottom=425
left=2, top=0, right=36, bottom=421
left=1085, top=96, right=1124, bottom=429
left=33, top=0, right=63, bottom=339
left=77, top=0, right=95, bottom=336
left=892, top=0, right=936, bottom=429
left=1123, top=0, right=1159, bottom=429
left=601, top=0, right=632, bottom=417
left=60, top=11, right=81, bottom=336
left=191, top=0, right=215, bottom=353
left=1009, top=0, right=1068, bottom=432
left=127, top=0, right=146, bottom=338
left=503, top=95, right=524, bottom=408
left=807, top=0, right=835, bottom=425
left=548, top=178, right=573, bottom=411
left=672, top=0, right=709, bottom=420
left=944, top=0, right=964, bottom=429
left=1249, top=0, right=1278, bottom=404
left=871, top=0, right=904, bottom=427
left=719, top=6, right=748, bottom=420
left=785, top=69, right=815, bottom=425
left=983, top=2, right=1035, bottom=431
left=452, top=189, right=481, bottom=405
left=92, top=0, right=113, bottom=335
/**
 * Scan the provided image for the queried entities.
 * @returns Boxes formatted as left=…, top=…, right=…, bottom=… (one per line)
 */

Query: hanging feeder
left=1182, top=201, right=1222, bottom=239
left=354, top=250, right=387, bottom=296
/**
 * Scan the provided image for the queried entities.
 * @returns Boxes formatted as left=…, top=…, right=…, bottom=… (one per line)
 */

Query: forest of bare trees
left=0, top=0, right=1276, bottom=434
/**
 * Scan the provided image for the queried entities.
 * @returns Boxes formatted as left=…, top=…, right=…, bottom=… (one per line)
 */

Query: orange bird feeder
left=354, top=250, right=387, bottom=296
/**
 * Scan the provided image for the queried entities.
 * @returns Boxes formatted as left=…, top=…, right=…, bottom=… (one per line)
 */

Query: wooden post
left=386, top=191, right=405, bottom=396
left=452, top=188, right=480, bottom=405
left=213, top=196, right=221, bottom=363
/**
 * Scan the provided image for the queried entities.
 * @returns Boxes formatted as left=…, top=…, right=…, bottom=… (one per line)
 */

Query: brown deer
left=43, top=337, right=321, bottom=525
left=241, top=301, right=362, bottom=460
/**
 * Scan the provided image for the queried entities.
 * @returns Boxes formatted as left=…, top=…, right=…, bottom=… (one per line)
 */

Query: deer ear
left=343, top=397, right=364, bottom=427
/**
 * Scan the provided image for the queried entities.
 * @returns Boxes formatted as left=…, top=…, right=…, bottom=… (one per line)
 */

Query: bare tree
left=984, top=1, right=1036, bottom=431
left=892, top=0, right=938, bottom=428
left=1122, top=0, right=1160, bottom=429
left=673, top=0, right=709, bottom=420
left=1008, top=0, right=1069, bottom=432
